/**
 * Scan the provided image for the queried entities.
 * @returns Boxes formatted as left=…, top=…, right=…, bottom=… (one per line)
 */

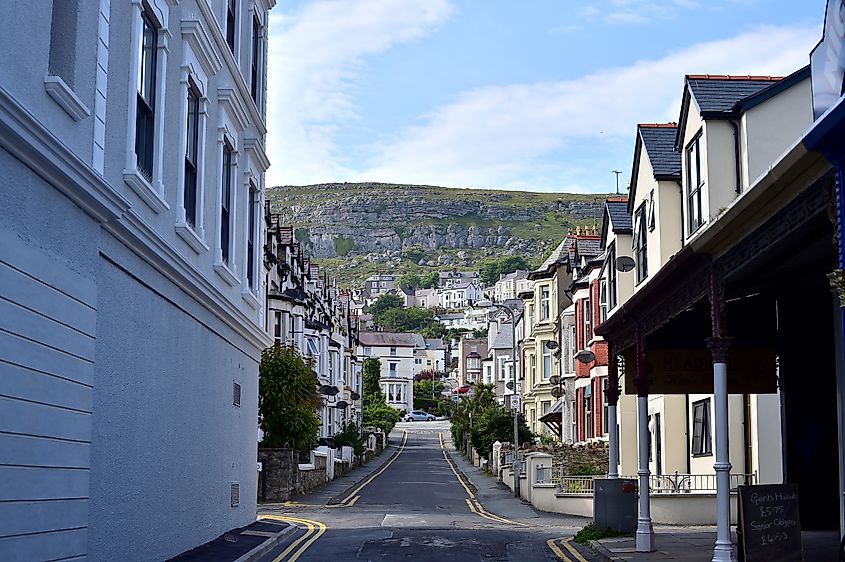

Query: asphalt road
left=257, top=421, right=600, bottom=562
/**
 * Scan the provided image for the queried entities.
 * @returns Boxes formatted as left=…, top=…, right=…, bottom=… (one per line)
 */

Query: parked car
left=405, top=410, right=436, bottom=422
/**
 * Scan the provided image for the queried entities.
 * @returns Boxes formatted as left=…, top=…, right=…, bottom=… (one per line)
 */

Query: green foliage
left=363, top=358, right=382, bottom=403
left=469, top=405, right=533, bottom=457
left=538, top=434, right=558, bottom=448
left=479, top=256, right=531, bottom=286
left=369, top=294, right=404, bottom=317
left=413, top=378, right=445, bottom=400
left=572, top=464, right=603, bottom=476
left=413, top=397, right=441, bottom=412
left=333, top=422, right=365, bottom=456
left=258, top=346, right=322, bottom=451
left=472, top=328, right=487, bottom=338
left=573, top=522, right=624, bottom=545
left=333, top=236, right=356, bottom=256
left=294, top=227, right=311, bottom=247
left=364, top=400, right=400, bottom=434
left=397, top=272, right=421, bottom=289
left=374, top=306, right=436, bottom=332
left=449, top=383, right=498, bottom=454
left=419, top=271, right=439, bottom=288
left=419, top=322, right=447, bottom=339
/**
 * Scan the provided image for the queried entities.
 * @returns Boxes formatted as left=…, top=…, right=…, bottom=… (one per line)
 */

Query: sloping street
left=257, top=421, right=597, bottom=562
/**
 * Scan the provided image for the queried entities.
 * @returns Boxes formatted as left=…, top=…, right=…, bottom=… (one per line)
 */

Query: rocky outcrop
left=268, top=183, right=604, bottom=261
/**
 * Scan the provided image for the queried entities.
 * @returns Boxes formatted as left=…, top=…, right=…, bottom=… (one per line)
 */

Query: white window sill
left=242, top=287, right=261, bottom=309
left=123, top=169, right=169, bottom=214
left=175, top=222, right=209, bottom=254
left=214, top=261, right=239, bottom=286
left=44, top=75, right=90, bottom=121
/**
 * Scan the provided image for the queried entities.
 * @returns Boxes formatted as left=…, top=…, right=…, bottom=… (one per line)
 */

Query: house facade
left=0, top=0, right=275, bottom=559
left=363, top=274, right=396, bottom=299
left=439, top=280, right=482, bottom=310
left=359, top=332, right=422, bottom=412
left=493, top=269, right=530, bottom=302
left=457, top=335, right=487, bottom=387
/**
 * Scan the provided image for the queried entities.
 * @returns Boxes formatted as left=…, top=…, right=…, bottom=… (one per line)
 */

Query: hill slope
left=266, top=182, right=606, bottom=286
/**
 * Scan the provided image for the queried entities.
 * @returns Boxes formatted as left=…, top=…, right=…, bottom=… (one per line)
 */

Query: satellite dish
left=551, top=387, right=563, bottom=398
left=615, top=256, right=635, bottom=272
left=335, top=400, right=349, bottom=409
left=505, top=381, right=515, bottom=390
left=544, top=340, right=559, bottom=350
left=576, top=350, right=596, bottom=364
left=549, top=375, right=561, bottom=386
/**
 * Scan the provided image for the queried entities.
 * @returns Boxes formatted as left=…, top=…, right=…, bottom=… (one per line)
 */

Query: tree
left=419, top=322, right=447, bottom=339
left=470, top=405, right=533, bottom=457
left=364, top=400, right=400, bottom=433
left=363, top=357, right=382, bottom=403
left=258, top=346, right=322, bottom=452
left=420, top=271, right=439, bottom=289
left=479, top=256, right=531, bottom=286
left=369, top=294, right=404, bottom=317
left=414, top=378, right=445, bottom=399
left=374, top=306, right=437, bottom=332
left=397, top=272, right=421, bottom=290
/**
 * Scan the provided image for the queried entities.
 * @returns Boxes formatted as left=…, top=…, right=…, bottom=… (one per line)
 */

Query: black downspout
left=730, top=119, right=742, bottom=194
left=742, top=393, right=751, bottom=485
left=685, top=393, right=691, bottom=474
left=676, top=180, right=685, bottom=249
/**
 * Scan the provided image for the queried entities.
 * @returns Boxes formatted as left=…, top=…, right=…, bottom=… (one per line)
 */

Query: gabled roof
left=676, top=74, right=784, bottom=150
left=529, top=238, right=573, bottom=279
left=490, top=324, right=514, bottom=350
left=575, top=237, right=601, bottom=259
left=639, top=124, right=681, bottom=180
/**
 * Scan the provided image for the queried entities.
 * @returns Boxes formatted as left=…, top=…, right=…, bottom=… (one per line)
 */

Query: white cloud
left=265, top=0, right=453, bottom=186
left=357, top=25, right=818, bottom=191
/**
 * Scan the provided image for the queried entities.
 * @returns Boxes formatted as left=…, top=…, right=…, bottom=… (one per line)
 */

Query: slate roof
left=530, top=238, right=573, bottom=279
left=639, top=125, right=681, bottom=179
left=358, top=332, right=424, bottom=347
left=575, top=238, right=602, bottom=259
left=687, top=75, right=782, bottom=115
left=606, top=199, right=632, bottom=233
left=490, top=323, right=514, bottom=350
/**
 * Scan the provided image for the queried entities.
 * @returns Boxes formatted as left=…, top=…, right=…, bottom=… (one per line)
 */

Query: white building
left=493, top=269, right=530, bottom=302
left=414, top=287, right=439, bottom=308
left=439, top=280, right=482, bottom=310
left=0, top=0, right=275, bottom=559
left=359, top=332, right=424, bottom=412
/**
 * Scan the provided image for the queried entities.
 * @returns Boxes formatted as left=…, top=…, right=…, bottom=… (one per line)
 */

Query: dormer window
left=686, top=134, right=704, bottom=234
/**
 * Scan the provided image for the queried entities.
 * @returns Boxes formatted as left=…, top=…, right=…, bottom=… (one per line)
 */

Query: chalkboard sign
left=737, top=484, right=802, bottom=562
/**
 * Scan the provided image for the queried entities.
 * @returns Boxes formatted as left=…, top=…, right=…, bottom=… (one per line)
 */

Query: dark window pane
left=135, top=7, right=158, bottom=181
left=251, top=15, right=260, bottom=103
left=227, top=0, right=236, bottom=54
left=247, top=185, right=256, bottom=287
left=221, top=144, right=232, bottom=263
left=184, top=86, right=200, bottom=227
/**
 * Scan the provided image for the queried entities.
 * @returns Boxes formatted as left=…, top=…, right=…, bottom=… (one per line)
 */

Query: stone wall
left=258, top=448, right=297, bottom=502
left=545, top=443, right=609, bottom=475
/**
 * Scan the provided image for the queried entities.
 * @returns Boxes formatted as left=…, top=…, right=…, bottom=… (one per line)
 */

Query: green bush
left=333, top=422, right=365, bottom=456
left=364, top=401, right=400, bottom=434
left=573, top=464, right=603, bottom=476
left=573, top=522, right=622, bottom=545
left=258, top=346, right=322, bottom=452
left=469, top=405, right=533, bottom=457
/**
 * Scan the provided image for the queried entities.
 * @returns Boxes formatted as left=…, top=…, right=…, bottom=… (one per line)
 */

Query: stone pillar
left=634, top=327, right=654, bottom=553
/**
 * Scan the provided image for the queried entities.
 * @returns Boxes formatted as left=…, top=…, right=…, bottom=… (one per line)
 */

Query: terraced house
left=0, top=0, right=275, bottom=559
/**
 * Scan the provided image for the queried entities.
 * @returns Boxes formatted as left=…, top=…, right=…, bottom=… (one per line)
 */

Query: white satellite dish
left=615, top=256, right=636, bottom=272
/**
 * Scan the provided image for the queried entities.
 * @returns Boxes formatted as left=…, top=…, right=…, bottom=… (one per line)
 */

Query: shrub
left=333, top=422, right=365, bottom=456
left=364, top=401, right=400, bottom=434
left=573, top=522, right=622, bottom=545
left=258, top=346, right=322, bottom=452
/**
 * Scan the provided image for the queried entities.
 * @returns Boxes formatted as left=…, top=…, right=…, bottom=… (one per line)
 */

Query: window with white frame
left=648, top=190, right=656, bottom=231
left=48, top=0, right=78, bottom=88
left=305, top=338, right=319, bottom=359
left=415, top=358, right=422, bottom=365
left=540, top=286, right=550, bottom=321
left=527, top=303, right=534, bottom=327
left=530, top=353, right=536, bottom=385
left=250, top=13, right=262, bottom=105
left=686, top=134, right=705, bottom=233
left=135, top=5, right=158, bottom=181
left=388, top=362, right=398, bottom=376
left=691, top=399, right=712, bottom=455
left=226, top=0, right=237, bottom=54
left=582, top=297, right=591, bottom=344
left=633, top=203, right=648, bottom=284
left=584, top=388, right=592, bottom=439
left=220, top=141, right=234, bottom=264
left=363, top=346, right=371, bottom=356
left=390, top=346, right=397, bottom=356
left=607, top=242, right=617, bottom=309
left=542, top=343, right=552, bottom=380
left=599, top=279, right=607, bottom=323
left=571, top=399, right=577, bottom=442
left=184, top=83, right=200, bottom=227
left=602, top=382, right=608, bottom=435
left=273, top=311, right=281, bottom=346
left=246, top=182, right=257, bottom=289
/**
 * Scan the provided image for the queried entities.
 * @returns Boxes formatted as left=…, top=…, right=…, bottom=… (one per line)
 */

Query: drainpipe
left=684, top=394, right=691, bottom=474
left=675, top=180, right=685, bottom=249
left=742, top=393, right=751, bottom=485
left=730, top=120, right=742, bottom=194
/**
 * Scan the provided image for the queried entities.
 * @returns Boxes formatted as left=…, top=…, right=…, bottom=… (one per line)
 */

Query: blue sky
left=266, top=0, right=825, bottom=193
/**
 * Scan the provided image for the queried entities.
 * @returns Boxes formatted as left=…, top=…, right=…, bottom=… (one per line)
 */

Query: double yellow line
left=260, top=515, right=326, bottom=562
left=546, top=537, right=590, bottom=562
left=338, top=429, right=408, bottom=506
left=438, top=432, right=527, bottom=527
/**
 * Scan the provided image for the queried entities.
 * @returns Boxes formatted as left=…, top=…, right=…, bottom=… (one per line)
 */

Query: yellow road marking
left=561, top=537, right=590, bottom=562
left=340, top=430, right=408, bottom=505
left=259, top=515, right=327, bottom=562
left=547, top=538, right=572, bottom=561
left=440, top=431, right=528, bottom=526
left=346, top=495, right=360, bottom=506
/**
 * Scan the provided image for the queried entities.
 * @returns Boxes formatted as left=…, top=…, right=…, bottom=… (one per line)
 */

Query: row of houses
left=493, top=39, right=845, bottom=555
left=363, top=271, right=484, bottom=310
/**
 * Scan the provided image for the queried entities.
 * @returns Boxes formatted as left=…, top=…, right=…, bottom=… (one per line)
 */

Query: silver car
left=405, top=410, right=436, bottom=422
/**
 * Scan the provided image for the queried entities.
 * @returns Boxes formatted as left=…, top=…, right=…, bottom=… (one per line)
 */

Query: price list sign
left=737, top=484, right=802, bottom=562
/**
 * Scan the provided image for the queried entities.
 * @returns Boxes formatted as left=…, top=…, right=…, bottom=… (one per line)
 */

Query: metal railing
left=543, top=468, right=756, bottom=495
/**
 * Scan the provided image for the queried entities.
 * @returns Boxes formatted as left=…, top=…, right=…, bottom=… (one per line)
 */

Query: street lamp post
left=476, top=299, right=521, bottom=498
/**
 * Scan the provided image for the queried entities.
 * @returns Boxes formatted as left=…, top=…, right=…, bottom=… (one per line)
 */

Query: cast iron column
left=707, top=267, right=734, bottom=562
left=606, top=341, right=621, bottom=479
left=634, top=325, right=654, bottom=552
